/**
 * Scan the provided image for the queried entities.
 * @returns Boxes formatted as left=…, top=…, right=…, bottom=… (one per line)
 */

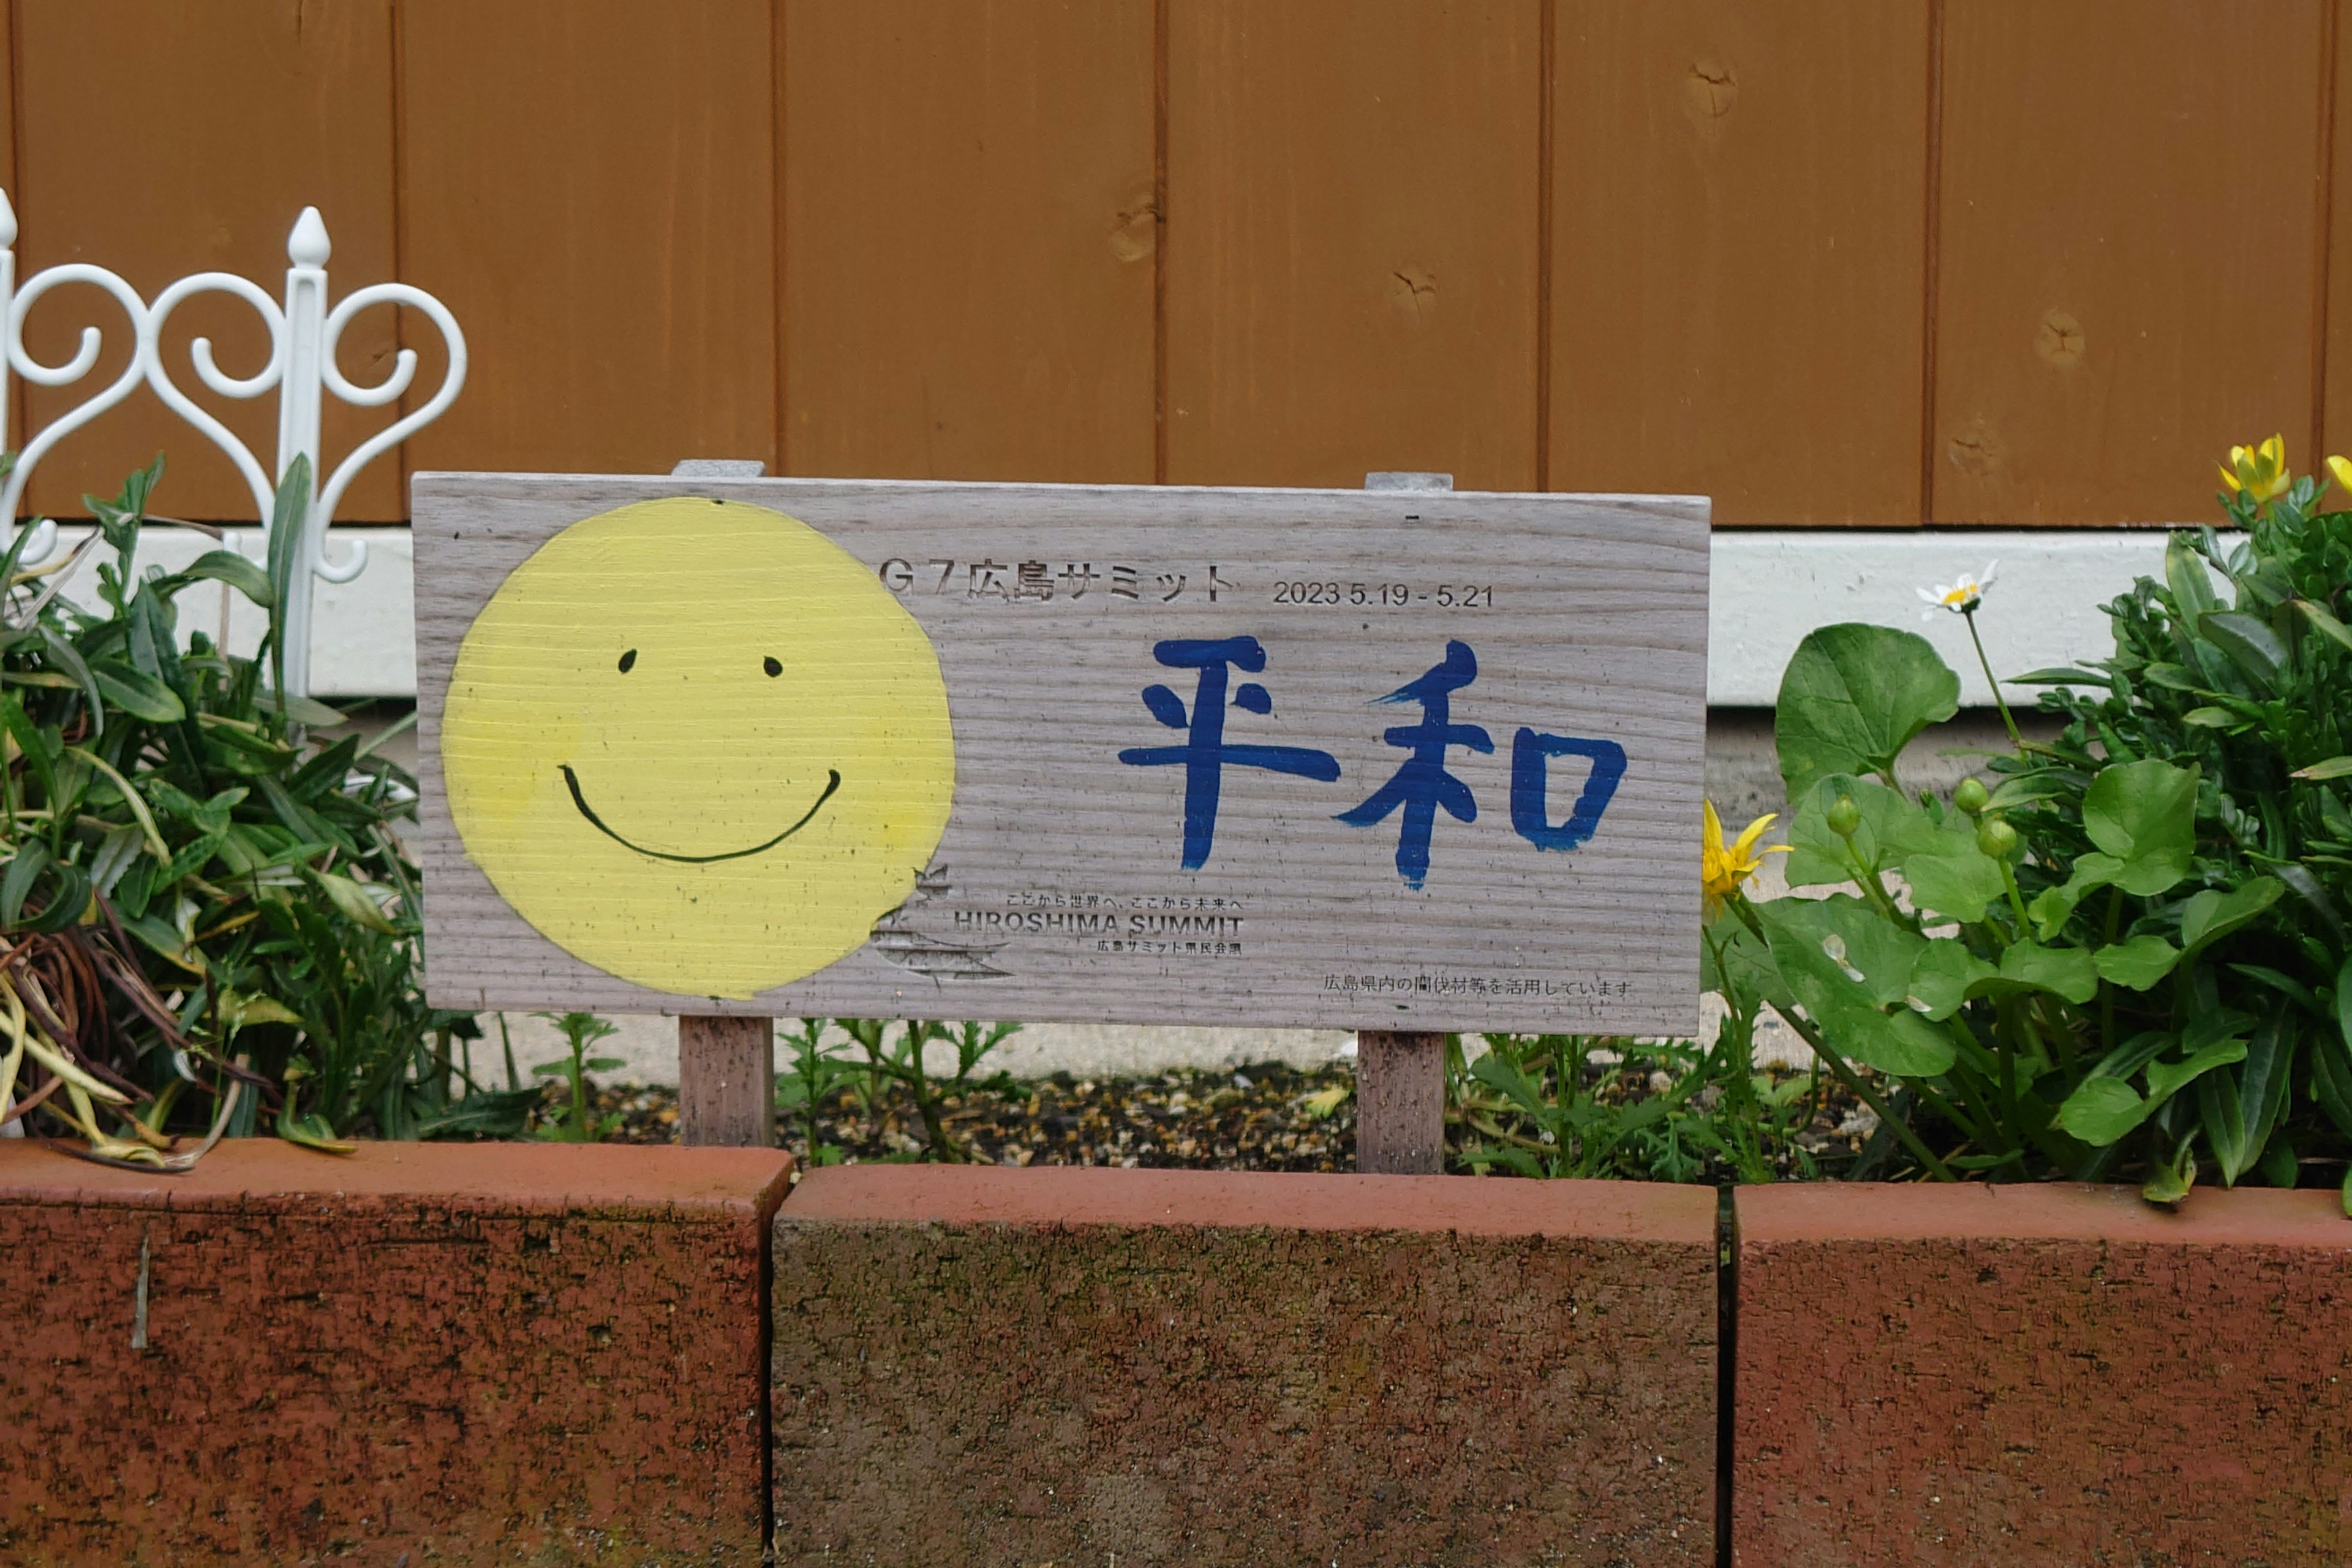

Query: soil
left=570, top=1058, right=1882, bottom=1180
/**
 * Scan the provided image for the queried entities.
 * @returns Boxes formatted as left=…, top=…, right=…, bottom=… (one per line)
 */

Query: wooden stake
left=677, top=1014, right=775, bottom=1147
left=1354, top=1030, right=1447, bottom=1173
left=1354, top=471, right=1457, bottom=1175
left=666, top=459, right=782, bottom=1149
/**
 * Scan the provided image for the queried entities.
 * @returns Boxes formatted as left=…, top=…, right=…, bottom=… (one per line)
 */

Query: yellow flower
left=1702, top=801, right=1789, bottom=922
left=2218, top=435, right=2291, bottom=502
left=2327, top=454, right=2352, bottom=496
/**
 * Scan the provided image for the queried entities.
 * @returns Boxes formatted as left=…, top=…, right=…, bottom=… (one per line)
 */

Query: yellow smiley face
left=440, top=497, right=954, bottom=998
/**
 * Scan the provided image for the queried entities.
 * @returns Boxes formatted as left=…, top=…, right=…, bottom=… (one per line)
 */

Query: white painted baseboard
left=47, top=523, right=2187, bottom=706
left=1707, top=528, right=2185, bottom=706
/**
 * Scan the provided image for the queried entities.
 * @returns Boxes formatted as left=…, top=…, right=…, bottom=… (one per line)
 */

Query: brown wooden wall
left=3, top=0, right=2340, bottom=526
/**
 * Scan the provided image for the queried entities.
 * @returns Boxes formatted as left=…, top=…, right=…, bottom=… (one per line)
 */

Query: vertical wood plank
left=1549, top=0, right=1929, bottom=525
left=1355, top=1031, right=1446, bottom=1174
left=12, top=0, right=399, bottom=521
left=678, top=1014, right=775, bottom=1148
left=1935, top=0, right=2326, bottom=526
left=2320, top=0, right=2352, bottom=467
left=398, top=0, right=776, bottom=479
left=1165, top=1, right=1542, bottom=490
left=782, top=0, right=1155, bottom=483
left=0, top=0, right=15, bottom=489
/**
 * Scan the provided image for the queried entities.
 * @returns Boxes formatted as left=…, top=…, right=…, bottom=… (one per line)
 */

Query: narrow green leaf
left=2338, top=952, right=2352, bottom=1067
left=64, top=747, right=170, bottom=860
left=2198, top=1072, right=2248, bottom=1186
left=308, top=867, right=399, bottom=933
left=25, top=861, right=92, bottom=933
left=86, top=823, right=143, bottom=898
left=2199, top=611, right=2288, bottom=688
left=218, top=989, right=306, bottom=1032
left=91, top=663, right=186, bottom=723
left=2258, top=1137, right=2299, bottom=1190
left=1983, top=774, right=2071, bottom=812
left=276, top=1109, right=356, bottom=1155
left=2291, top=756, right=2352, bottom=782
left=265, top=454, right=311, bottom=708
left=118, top=910, right=202, bottom=971
left=2293, top=597, right=2352, bottom=656
left=166, top=548, right=274, bottom=608
left=36, top=625, right=102, bottom=737
left=2166, top=532, right=2218, bottom=620
left=2310, top=1025, right=2352, bottom=1141
left=1, top=840, right=50, bottom=927
left=258, top=692, right=347, bottom=728
left=2224, top=1005, right=2297, bottom=1186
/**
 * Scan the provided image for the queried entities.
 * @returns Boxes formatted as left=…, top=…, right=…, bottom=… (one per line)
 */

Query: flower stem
left=1765, top=999, right=1961, bottom=1183
left=1964, top=607, right=2022, bottom=748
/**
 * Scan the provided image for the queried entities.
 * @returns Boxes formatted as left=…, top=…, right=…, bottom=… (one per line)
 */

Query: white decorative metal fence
left=0, top=194, right=466, bottom=697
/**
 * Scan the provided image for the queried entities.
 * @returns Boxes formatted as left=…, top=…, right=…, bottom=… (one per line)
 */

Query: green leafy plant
left=1719, top=450, right=2352, bottom=1206
left=827, top=1017, right=1020, bottom=1162
left=530, top=1010, right=624, bottom=1142
left=0, top=455, right=523, bottom=1164
left=1450, top=1030, right=1826, bottom=1182
left=775, top=1017, right=859, bottom=1166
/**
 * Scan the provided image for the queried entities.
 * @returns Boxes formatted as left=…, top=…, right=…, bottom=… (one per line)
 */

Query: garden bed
left=582, top=1054, right=1882, bottom=1178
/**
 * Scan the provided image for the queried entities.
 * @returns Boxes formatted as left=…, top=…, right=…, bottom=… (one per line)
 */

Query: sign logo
left=439, top=497, right=954, bottom=997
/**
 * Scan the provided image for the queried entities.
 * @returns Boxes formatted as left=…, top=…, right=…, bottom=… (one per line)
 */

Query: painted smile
left=558, top=764, right=841, bottom=864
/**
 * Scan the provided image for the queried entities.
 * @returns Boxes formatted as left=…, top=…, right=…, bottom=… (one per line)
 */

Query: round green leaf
left=1774, top=624, right=1959, bottom=801
left=2057, top=1076, right=2153, bottom=1146
left=2081, top=758, right=2198, bottom=896
left=2091, top=935, right=2182, bottom=991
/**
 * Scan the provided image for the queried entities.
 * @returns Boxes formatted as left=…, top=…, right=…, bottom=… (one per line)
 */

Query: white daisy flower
left=1918, top=560, right=1998, bottom=620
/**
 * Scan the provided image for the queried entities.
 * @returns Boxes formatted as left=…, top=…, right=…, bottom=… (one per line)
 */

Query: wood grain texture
left=412, top=475, right=1706, bottom=1034
left=1933, top=0, right=2329, bottom=526
left=0, top=0, right=12, bottom=382
left=781, top=0, right=1155, bottom=483
left=1164, top=1, right=1542, bottom=489
left=1355, top=1030, right=1446, bottom=1174
left=2324, top=0, right=2352, bottom=468
left=1550, top=0, right=1929, bottom=526
left=12, top=0, right=401, bottom=522
left=679, top=1015, right=775, bottom=1148
left=396, top=0, right=776, bottom=478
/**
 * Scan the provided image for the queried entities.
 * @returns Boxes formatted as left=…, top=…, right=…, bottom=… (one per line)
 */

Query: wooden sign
left=411, top=475, right=1708, bottom=1035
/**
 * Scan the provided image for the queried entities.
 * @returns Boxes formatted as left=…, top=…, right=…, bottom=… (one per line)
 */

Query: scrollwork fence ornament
left=0, top=192, right=466, bottom=697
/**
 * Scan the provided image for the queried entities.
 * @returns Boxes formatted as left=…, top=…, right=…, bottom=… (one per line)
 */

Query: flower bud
left=1953, top=777, right=1990, bottom=816
left=1976, top=816, right=2018, bottom=859
left=1826, top=795, right=1861, bottom=839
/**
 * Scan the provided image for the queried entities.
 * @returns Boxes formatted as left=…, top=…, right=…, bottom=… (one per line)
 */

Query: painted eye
left=763, top=657, right=783, bottom=677
left=617, top=649, right=637, bottom=673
